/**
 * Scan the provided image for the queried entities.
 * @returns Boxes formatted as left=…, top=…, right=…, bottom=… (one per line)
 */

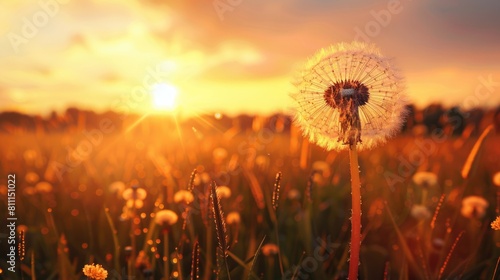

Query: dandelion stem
left=164, top=230, right=170, bottom=280
left=348, top=142, right=361, bottom=280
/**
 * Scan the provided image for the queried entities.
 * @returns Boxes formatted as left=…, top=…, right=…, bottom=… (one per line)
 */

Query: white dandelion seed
left=290, top=41, right=407, bottom=151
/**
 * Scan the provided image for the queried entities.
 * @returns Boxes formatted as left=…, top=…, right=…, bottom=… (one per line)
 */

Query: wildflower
left=410, top=204, right=431, bottom=221
left=216, top=185, right=232, bottom=199
left=226, top=212, right=241, bottom=225
left=173, top=190, right=194, bottom=204
left=35, top=181, right=53, bottom=193
left=491, top=216, right=500, bottom=230
left=493, top=172, right=500, bottom=187
left=261, top=243, right=280, bottom=256
left=82, top=263, right=108, bottom=280
left=461, top=196, right=489, bottom=219
left=290, top=41, right=406, bottom=151
left=412, top=172, right=438, bottom=188
left=155, top=210, right=179, bottom=227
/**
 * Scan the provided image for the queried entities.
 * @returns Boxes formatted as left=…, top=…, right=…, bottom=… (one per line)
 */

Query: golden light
left=151, top=83, right=179, bottom=111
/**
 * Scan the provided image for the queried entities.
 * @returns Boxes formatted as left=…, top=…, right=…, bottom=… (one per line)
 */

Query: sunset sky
left=1, top=0, right=499, bottom=116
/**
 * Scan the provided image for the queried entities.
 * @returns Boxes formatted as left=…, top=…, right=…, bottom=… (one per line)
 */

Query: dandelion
left=155, top=210, right=178, bottom=280
left=410, top=204, right=431, bottom=221
left=226, top=211, right=241, bottom=225
left=491, top=216, right=500, bottom=230
left=412, top=172, right=438, bottom=188
left=493, top=172, right=500, bottom=187
left=261, top=243, right=280, bottom=256
left=216, top=185, right=232, bottom=199
left=290, top=41, right=406, bottom=151
left=82, top=263, right=108, bottom=280
left=155, top=210, right=179, bottom=227
left=290, top=41, right=406, bottom=280
left=173, top=190, right=194, bottom=204
left=108, top=181, right=126, bottom=194
left=122, top=186, right=147, bottom=201
left=126, top=199, right=144, bottom=209
left=312, top=161, right=331, bottom=177
left=461, top=196, right=489, bottom=219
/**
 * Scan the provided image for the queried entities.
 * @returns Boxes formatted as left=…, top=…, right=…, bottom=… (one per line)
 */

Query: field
left=0, top=111, right=499, bottom=280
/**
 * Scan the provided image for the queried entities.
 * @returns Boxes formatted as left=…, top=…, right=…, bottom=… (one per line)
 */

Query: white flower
left=216, top=186, right=232, bottom=199
left=122, top=187, right=147, bottom=201
left=493, top=172, right=500, bottom=187
left=290, top=41, right=407, bottom=151
left=461, top=196, right=489, bottom=219
left=173, top=190, right=194, bottom=204
left=410, top=204, right=431, bottom=221
left=226, top=212, right=241, bottom=225
left=412, top=172, right=438, bottom=187
left=155, top=210, right=179, bottom=227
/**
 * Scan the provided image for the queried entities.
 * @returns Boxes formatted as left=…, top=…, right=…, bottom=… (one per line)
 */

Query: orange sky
left=1, top=0, right=499, bottom=116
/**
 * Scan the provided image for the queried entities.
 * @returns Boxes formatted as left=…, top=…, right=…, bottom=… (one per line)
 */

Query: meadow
left=0, top=109, right=499, bottom=280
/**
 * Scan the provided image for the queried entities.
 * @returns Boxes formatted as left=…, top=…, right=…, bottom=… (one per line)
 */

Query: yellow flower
left=290, top=41, right=407, bottom=151
left=155, top=210, right=178, bottom=227
left=82, top=263, right=108, bottom=280
left=491, top=216, right=500, bottom=230
left=174, top=190, right=194, bottom=204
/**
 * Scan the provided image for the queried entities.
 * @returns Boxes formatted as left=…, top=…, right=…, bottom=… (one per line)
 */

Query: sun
left=151, top=83, right=179, bottom=111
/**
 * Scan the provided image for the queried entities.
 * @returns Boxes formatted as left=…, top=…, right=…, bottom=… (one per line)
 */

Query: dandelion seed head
left=82, top=263, right=108, bottom=280
left=493, top=172, right=500, bottom=187
left=155, top=209, right=178, bottom=227
left=461, top=196, right=489, bottom=219
left=412, top=172, right=438, bottom=188
left=174, top=190, right=194, bottom=204
left=122, top=187, right=147, bottom=201
left=226, top=211, right=241, bottom=225
left=290, top=41, right=407, bottom=151
left=410, top=204, right=431, bottom=221
left=261, top=243, right=280, bottom=256
left=216, top=185, right=232, bottom=199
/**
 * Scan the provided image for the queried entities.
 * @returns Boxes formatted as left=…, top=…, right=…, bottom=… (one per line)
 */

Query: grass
left=0, top=115, right=499, bottom=279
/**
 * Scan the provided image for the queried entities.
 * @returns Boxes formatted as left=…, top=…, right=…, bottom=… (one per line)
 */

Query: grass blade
left=461, top=124, right=494, bottom=179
